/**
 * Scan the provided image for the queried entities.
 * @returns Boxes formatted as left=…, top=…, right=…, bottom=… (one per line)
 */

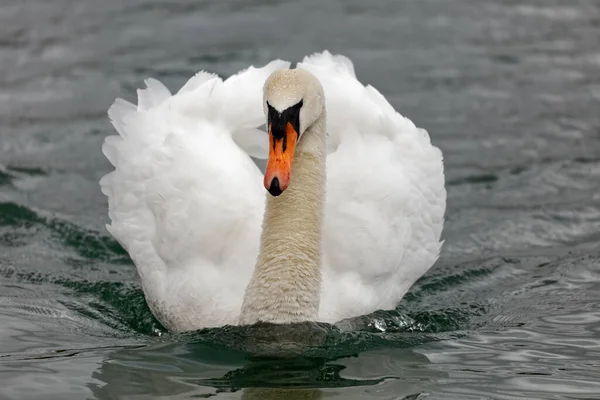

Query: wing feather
left=299, top=51, right=446, bottom=321
left=101, top=59, right=289, bottom=330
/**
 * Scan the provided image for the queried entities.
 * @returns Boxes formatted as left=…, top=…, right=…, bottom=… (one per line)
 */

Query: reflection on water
left=242, top=389, right=322, bottom=400
left=87, top=341, right=439, bottom=399
left=1, top=0, right=600, bottom=398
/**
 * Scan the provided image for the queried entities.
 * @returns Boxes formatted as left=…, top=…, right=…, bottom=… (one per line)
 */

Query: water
left=1, top=0, right=600, bottom=398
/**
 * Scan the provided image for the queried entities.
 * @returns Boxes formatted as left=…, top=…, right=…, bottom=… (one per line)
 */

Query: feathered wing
left=298, top=52, right=447, bottom=322
left=100, top=60, right=290, bottom=331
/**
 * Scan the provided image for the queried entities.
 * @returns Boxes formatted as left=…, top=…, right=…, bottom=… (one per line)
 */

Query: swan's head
left=262, top=68, right=325, bottom=196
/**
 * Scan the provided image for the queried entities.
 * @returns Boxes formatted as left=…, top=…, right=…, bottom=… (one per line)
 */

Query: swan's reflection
left=86, top=341, right=436, bottom=399
left=242, top=387, right=321, bottom=399
left=87, top=342, right=345, bottom=399
left=87, top=322, right=441, bottom=399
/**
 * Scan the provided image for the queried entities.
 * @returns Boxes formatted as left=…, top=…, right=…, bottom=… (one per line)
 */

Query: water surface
left=1, top=0, right=600, bottom=398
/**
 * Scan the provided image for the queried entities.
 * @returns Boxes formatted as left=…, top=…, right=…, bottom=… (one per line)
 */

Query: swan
left=100, top=51, right=446, bottom=332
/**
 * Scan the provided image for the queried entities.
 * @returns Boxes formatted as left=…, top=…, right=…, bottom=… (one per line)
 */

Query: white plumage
left=100, top=51, right=446, bottom=332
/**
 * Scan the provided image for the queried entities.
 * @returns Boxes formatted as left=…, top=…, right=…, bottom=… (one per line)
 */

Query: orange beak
left=264, top=122, right=298, bottom=196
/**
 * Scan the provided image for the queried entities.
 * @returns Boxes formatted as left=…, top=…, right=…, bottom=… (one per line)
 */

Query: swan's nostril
left=268, top=177, right=283, bottom=196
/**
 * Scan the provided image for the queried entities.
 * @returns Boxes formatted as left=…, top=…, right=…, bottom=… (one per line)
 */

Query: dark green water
left=1, top=0, right=600, bottom=398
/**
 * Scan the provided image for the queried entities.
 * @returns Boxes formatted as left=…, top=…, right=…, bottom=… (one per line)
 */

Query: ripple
left=541, top=311, right=600, bottom=326
left=0, top=267, right=160, bottom=335
left=174, top=321, right=451, bottom=360
left=510, top=5, right=583, bottom=21
left=0, top=201, right=129, bottom=262
left=446, top=173, right=499, bottom=187
left=507, top=376, right=600, bottom=395
left=0, top=0, right=599, bottom=397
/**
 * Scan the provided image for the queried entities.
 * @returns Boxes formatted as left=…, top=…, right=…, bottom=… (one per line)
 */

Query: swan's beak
left=264, top=122, right=298, bottom=196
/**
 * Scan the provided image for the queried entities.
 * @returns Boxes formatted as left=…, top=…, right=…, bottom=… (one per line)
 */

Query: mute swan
left=100, top=51, right=446, bottom=332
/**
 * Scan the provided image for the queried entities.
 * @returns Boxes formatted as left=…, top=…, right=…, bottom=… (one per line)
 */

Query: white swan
left=100, top=51, right=446, bottom=332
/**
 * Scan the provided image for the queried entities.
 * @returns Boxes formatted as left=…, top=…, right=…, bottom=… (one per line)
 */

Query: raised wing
left=100, top=60, right=289, bottom=330
left=298, top=52, right=446, bottom=321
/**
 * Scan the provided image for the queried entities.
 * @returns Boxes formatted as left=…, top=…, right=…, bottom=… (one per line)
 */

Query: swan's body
left=101, top=51, right=446, bottom=332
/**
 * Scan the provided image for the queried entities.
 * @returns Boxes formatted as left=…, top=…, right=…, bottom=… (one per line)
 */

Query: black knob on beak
left=268, top=177, right=283, bottom=196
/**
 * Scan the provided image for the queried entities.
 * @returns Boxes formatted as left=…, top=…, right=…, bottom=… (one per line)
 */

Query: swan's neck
left=240, top=112, right=326, bottom=325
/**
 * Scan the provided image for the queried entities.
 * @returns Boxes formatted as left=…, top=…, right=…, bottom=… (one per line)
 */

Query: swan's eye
left=267, top=100, right=303, bottom=142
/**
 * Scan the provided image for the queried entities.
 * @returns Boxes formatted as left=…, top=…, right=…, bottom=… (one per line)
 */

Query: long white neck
left=239, top=111, right=326, bottom=325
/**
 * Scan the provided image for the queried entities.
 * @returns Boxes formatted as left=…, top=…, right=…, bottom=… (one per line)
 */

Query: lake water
left=1, top=0, right=600, bottom=398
